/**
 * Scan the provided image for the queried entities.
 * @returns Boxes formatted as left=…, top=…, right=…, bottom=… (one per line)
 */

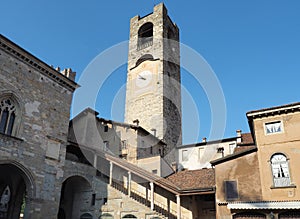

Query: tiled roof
left=211, top=147, right=257, bottom=166
left=234, top=146, right=256, bottom=154
left=239, top=133, right=254, bottom=146
left=166, top=168, right=215, bottom=191
left=247, top=102, right=300, bottom=118
left=178, top=137, right=237, bottom=149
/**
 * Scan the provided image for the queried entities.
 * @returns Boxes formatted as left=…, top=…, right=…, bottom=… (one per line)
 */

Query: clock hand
left=138, top=75, right=146, bottom=80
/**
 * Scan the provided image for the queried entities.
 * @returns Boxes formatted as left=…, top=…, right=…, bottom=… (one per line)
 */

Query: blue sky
left=1, top=1, right=300, bottom=144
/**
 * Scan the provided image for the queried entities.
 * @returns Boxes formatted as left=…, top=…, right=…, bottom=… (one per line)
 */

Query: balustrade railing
left=137, top=37, right=153, bottom=50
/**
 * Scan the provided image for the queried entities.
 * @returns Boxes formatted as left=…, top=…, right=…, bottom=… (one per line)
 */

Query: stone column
left=176, top=194, right=181, bottom=219
left=93, top=154, right=97, bottom=168
left=150, top=182, right=154, bottom=210
left=109, top=161, right=113, bottom=186
left=127, top=171, right=131, bottom=196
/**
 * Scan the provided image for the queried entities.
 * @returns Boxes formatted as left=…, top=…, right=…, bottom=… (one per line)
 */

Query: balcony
left=137, top=37, right=153, bottom=50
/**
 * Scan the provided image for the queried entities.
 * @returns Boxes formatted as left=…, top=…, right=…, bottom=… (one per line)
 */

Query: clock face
left=135, top=70, right=153, bottom=88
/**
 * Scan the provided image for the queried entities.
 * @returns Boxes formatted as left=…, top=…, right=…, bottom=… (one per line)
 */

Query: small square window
left=104, top=125, right=108, bottom=132
left=265, top=121, right=283, bottom=135
left=152, top=169, right=157, bottom=174
left=182, top=150, right=188, bottom=162
left=224, top=180, right=238, bottom=200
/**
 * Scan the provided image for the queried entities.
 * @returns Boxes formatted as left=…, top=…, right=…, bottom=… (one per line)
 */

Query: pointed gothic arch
left=0, top=92, right=22, bottom=137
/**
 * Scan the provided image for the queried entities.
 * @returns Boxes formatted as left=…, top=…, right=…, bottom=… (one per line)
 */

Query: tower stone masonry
left=125, top=3, right=182, bottom=162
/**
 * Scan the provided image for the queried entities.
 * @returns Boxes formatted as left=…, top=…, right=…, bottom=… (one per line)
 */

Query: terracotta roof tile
left=234, top=146, right=256, bottom=153
left=238, top=133, right=254, bottom=146
left=247, top=102, right=300, bottom=116
left=166, top=168, right=215, bottom=190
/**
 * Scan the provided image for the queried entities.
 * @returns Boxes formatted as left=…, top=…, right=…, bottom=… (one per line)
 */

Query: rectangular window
left=91, top=194, right=96, bottom=206
left=104, top=141, right=109, bottom=150
left=104, top=125, right=108, bottom=132
left=229, top=143, right=236, bottom=154
left=121, top=140, right=127, bottom=149
left=265, top=121, right=283, bottom=135
left=0, top=110, right=8, bottom=134
left=182, top=150, right=188, bottom=162
left=224, top=180, right=238, bottom=200
left=198, top=147, right=204, bottom=162
left=271, top=154, right=291, bottom=187
left=152, top=169, right=158, bottom=174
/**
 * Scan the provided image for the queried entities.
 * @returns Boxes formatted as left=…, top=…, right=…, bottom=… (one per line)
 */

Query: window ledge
left=0, top=132, right=23, bottom=142
left=270, top=184, right=296, bottom=189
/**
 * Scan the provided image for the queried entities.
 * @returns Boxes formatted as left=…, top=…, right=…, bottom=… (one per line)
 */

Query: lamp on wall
left=270, top=212, right=275, bottom=219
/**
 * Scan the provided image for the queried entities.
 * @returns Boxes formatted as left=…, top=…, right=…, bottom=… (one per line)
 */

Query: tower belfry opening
left=138, top=22, right=153, bottom=50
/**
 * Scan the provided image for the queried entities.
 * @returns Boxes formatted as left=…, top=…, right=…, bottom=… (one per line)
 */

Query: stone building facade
left=0, top=34, right=77, bottom=218
left=0, top=4, right=215, bottom=219
left=69, top=107, right=174, bottom=177
left=1, top=2, right=300, bottom=219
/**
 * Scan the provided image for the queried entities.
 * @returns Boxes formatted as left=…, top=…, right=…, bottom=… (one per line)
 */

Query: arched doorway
left=233, top=212, right=266, bottom=219
left=279, top=211, right=300, bottom=219
left=0, top=163, right=33, bottom=219
left=58, top=176, right=92, bottom=219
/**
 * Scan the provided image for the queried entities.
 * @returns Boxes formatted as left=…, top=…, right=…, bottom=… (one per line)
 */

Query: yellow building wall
left=215, top=152, right=262, bottom=219
left=253, top=111, right=300, bottom=201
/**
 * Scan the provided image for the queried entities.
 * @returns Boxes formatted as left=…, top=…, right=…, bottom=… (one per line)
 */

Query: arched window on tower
left=135, top=54, right=154, bottom=67
left=138, top=22, right=153, bottom=50
left=167, top=27, right=176, bottom=41
left=0, top=96, right=19, bottom=136
left=270, top=153, right=291, bottom=187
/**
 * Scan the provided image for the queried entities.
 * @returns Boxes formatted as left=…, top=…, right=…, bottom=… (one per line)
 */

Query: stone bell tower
left=125, top=3, right=182, bottom=160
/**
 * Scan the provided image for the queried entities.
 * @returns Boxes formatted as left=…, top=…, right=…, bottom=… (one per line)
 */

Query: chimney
left=133, top=119, right=139, bottom=126
left=236, top=130, right=242, bottom=143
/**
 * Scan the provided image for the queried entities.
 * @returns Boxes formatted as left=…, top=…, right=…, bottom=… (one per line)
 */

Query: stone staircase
left=110, top=180, right=177, bottom=219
